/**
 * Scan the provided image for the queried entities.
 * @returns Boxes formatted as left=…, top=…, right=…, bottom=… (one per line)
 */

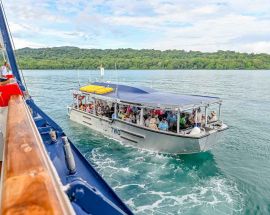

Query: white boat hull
left=69, top=108, right=227, bottom=154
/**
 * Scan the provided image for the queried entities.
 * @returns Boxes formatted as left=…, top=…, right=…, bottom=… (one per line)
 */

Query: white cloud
left=12, top=38, right=46, bottom=49
left=2, top=0, right=270, bottom=53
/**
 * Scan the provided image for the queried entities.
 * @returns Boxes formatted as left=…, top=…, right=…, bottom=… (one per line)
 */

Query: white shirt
left=1, top=66, right=8, bottom=76
left=195, top=112, right=202, bottom=124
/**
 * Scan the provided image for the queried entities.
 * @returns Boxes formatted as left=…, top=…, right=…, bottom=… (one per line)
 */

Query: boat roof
left=81, top=82, right=221, bottom=110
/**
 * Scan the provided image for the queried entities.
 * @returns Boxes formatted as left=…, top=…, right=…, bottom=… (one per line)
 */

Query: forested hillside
left=15, top=47, right=270, bottom=70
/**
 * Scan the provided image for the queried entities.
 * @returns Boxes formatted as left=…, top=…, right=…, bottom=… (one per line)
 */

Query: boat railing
left=0, top=95, right=74, bottom=214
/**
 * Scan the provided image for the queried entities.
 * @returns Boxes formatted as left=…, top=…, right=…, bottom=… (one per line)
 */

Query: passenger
left=201, top=115, right=206, bottom=126
left=189, top=110, right=195, bottom=125
left=167, top=112, right=177, bottom=130
left=97, top=105, right=102, bottom=116
left=79, top=104, right=84, bottom=111
left=110, top=105, right=115, bottom=117
left=0, top=61, right=10, bottom=76
left=90, top=103, right=94, bottom=113
left=179, top=113, right=186, bottom=129
left=124, top=114, right=132, bottom=122
left=105, top=105, right=110, bottom=117
left=149, top=116, right=158, bottom=130
left=132, top=106, right=138, bottom=113
left=127, top=105, right=132, bottom=114
left=208, top=111, right=217, bottom=122
left=130, top=113, right=136, bottom=123
left=155, top=114, right=160, bottom=125
left=86, top=104, right=91, bottom=113
left=145, top=115, right=151, bottom=127
left=112, top=112, right=117, bottom=119
left=158, top=118, right=169, bottom=131
left=100, top=103, right=105, bottom=115
left=118, top=109, right=125, bottom=120
left=154, top=109, right=163, bottom=116
left=194, top=108, right=202, bottom=127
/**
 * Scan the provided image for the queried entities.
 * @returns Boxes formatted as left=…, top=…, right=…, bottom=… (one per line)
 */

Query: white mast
left=100, top=64, right=104, bottom=81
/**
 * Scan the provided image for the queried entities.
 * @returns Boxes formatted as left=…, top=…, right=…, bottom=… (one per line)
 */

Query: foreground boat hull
left=69, top=108, right=226, bottom=154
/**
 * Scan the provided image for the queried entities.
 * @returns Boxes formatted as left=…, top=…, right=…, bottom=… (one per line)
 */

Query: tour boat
left=69, top=82, right=228, bottom=154
left=0, top=3, right=132, bottom=215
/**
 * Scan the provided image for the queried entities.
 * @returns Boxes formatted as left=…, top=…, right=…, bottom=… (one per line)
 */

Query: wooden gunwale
left=0, top=95, right=73, bottom=215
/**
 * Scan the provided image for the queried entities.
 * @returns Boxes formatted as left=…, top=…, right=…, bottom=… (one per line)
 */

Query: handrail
left=0, top=95, right=74, bottom=214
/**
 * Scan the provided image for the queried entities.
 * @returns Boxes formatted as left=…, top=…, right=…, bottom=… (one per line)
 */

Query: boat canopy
left=80, top=82, right=222, bottom=110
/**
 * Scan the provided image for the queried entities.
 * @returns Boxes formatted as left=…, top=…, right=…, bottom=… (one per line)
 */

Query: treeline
left=14, top=47, right=270, bottom=70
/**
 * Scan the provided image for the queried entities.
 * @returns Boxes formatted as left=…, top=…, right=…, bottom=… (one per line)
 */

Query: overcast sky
left=3, top=0, right=270, bottom=53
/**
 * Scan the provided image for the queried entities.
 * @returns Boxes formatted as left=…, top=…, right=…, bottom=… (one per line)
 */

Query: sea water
left=24, top=70, right=270, bottom=215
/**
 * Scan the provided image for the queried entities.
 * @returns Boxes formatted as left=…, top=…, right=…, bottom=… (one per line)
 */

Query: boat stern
left=199, top=123, right=228, bottom=152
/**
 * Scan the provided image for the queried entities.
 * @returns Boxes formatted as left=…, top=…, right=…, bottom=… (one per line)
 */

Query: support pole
left=140, top=107, right=144, bottom=126
left=205, top=106, right=208, bottom=127
left=218, top=103, right=221, bottom=120
left=195, top=108, right=198, bottom=127
left=114, top=102, right=117, bottom=118
left=93, top=97, right=96, bottom=115
left=177, top=109, right=180, bottom=133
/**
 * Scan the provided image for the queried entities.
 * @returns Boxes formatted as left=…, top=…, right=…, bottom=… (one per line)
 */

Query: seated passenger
left=130, top=113, right=136, bottom=123
left=86, top=105, right=91, bottom=113
left=208, top=111, right=217, bottom=122
left=132, top=106, right=138, bottom=113
left=167, top=112, right=177, bottom=130
left=189, top=110, right=195, bottom=125
left=155, top=114, right=160, bottom=125
left=179, top=113, right=187, bottom=129
left=112, top=112, right=117, bottom=119
left=124, top=114, right=132, bottom=122
left=79, top=104, right=84, bottom=111
left=201, top=115, right=206, bottom=126
left=118, top=110, right=125, bottom=120
left=149, top=116, right=158, bottom=130
left=154, top=109, right=163, bottom=116
left=97, top=105, right=102, bottom=116
left=158, top=118, right=168, bottom=131
left=127, top=105, right=132, bottom=114
left=145, top=115, right=151, bottom=127
left=105, top=105, right=110, bottom=117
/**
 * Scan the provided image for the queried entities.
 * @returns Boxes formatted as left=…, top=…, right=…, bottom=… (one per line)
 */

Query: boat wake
left=85, top=139, right=244, bottom=215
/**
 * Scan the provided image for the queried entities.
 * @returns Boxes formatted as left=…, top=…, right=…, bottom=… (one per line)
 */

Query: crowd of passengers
left=76, top=100, right=218, bottom=132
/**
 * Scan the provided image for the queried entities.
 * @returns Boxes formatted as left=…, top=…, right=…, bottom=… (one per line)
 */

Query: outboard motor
left=189, top=126, right=201, bottom=135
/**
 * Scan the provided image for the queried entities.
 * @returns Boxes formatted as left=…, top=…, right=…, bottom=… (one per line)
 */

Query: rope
left=0, top=0, right=28, bottom=92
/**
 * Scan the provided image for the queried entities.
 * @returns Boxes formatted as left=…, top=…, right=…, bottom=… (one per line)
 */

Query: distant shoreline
left=21, top=69, right=270, bottom=71
left=14, top=47, right=270, bottom=70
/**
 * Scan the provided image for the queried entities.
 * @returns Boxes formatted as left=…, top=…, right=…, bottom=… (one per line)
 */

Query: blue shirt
left=167, top=114, right=177, bottom=123
left=112, top=113, right=117, bottom=119
left=158, top=121, right=168, bottom=131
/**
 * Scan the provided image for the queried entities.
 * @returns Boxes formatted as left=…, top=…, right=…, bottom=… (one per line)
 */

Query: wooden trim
left=0, top=95, right=73, bottom=214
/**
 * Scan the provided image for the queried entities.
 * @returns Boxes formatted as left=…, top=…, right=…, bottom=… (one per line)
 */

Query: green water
left=24, top=70, right=270, bottom=215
